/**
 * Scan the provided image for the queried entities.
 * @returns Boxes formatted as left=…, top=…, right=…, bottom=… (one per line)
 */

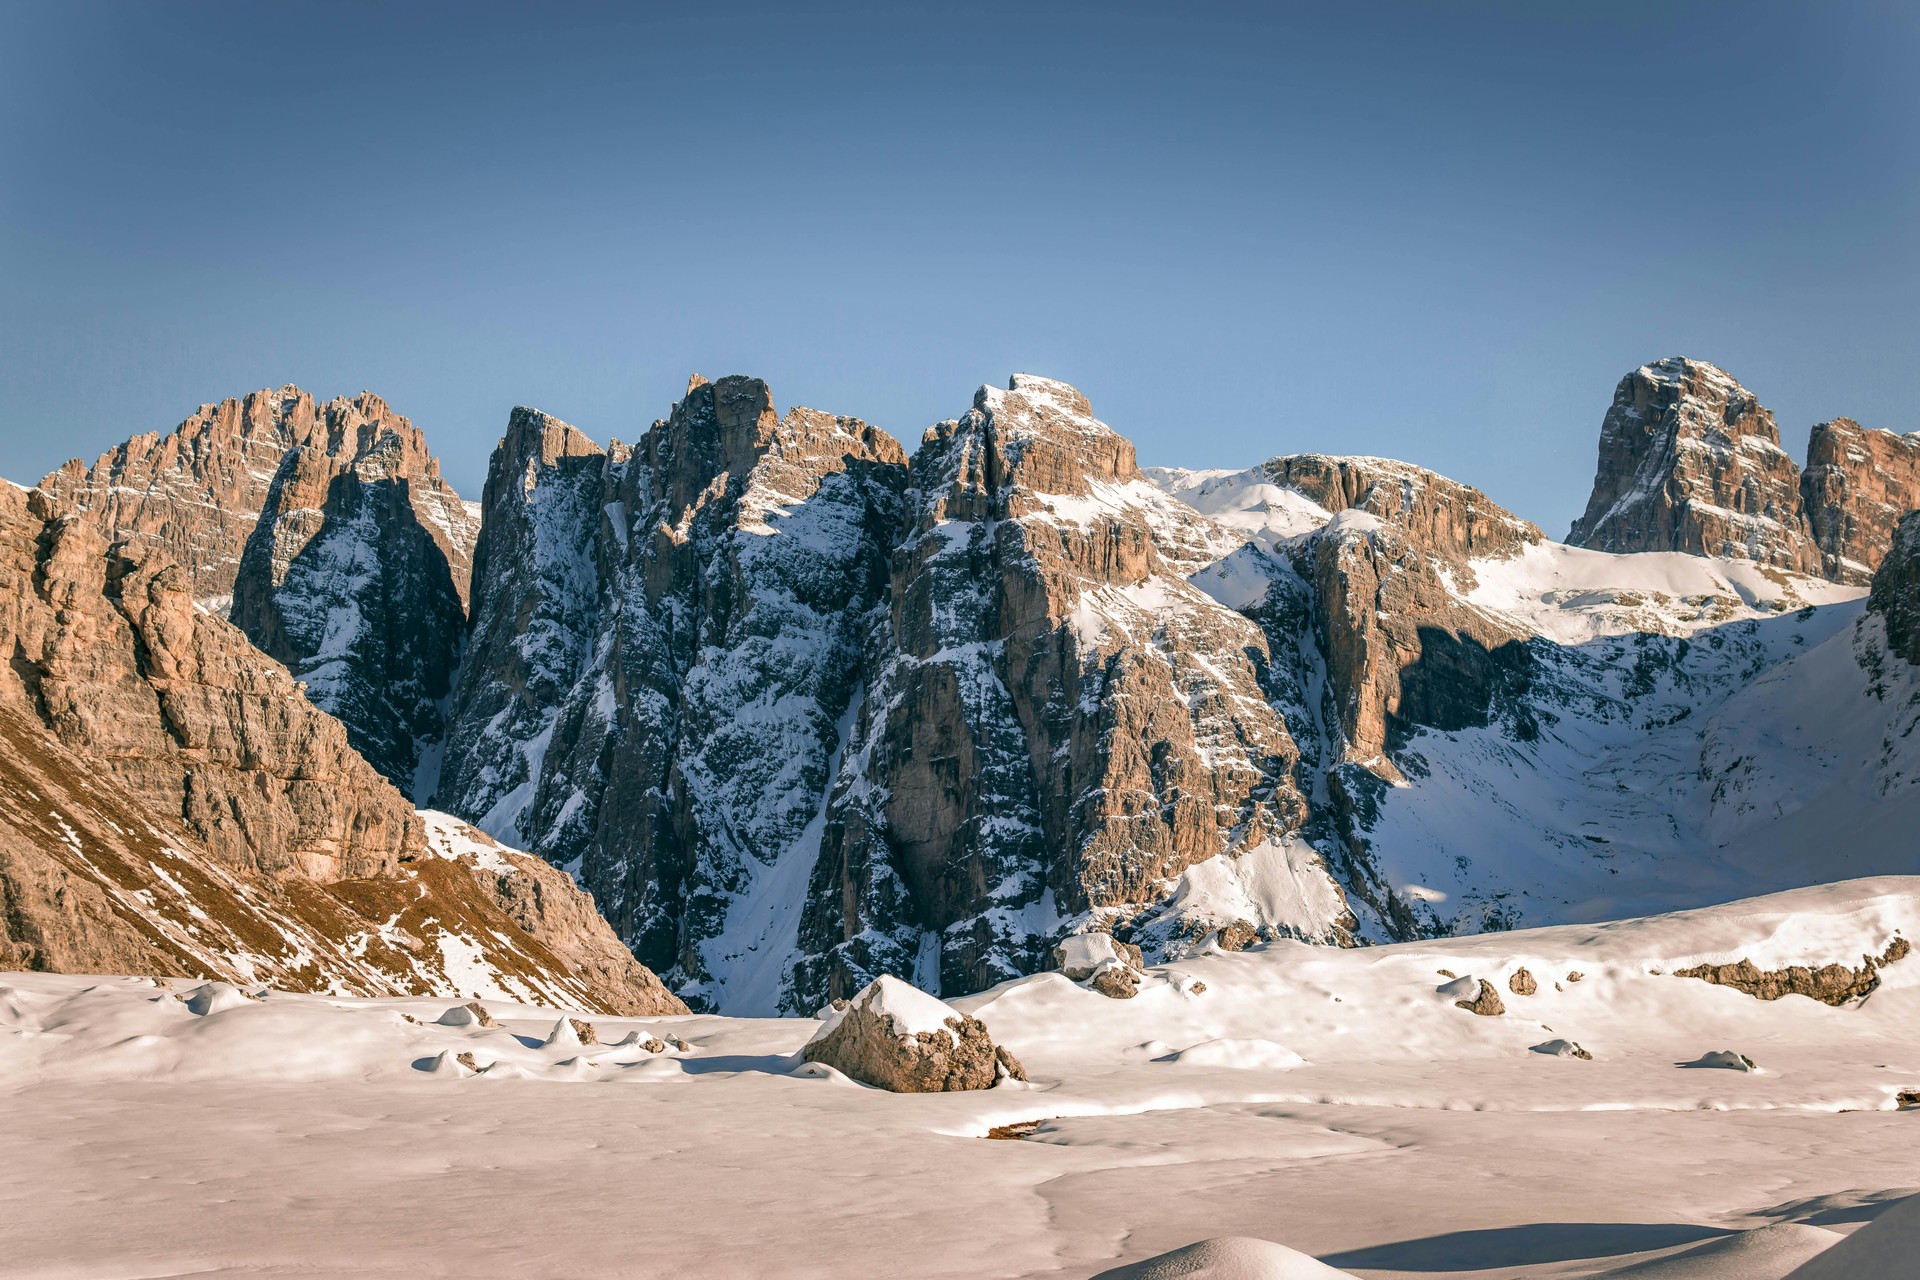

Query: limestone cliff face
left=1567, top=358, right=1821, bottom=573
left=438, top=378, right=910, bottom=1011
left=0, top=484, right=680, bottom=1014
left=1295, top=511, right=1532, bottom=777
left=1868, top=512, right=1920, bottom=667
left=794, top=376, right=1348, bottom=1005
left=1802, top=419, right=1920, bottom=586
left=1259, top=455, right=1542, bottom=568
left=40, top=388, right=479, bottom=792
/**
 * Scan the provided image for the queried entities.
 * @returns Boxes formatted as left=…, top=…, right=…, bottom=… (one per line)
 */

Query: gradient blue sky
left=3, top=1, right=1915, bottom=534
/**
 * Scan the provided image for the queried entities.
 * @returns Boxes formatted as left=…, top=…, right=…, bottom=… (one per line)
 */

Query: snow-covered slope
left=4, top=877, right=1917, bottom=1277
left=1147, top=452, right=1913, bottom=938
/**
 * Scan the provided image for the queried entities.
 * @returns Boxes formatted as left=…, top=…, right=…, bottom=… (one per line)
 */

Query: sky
left=2, top=1, right=1916, bottom=535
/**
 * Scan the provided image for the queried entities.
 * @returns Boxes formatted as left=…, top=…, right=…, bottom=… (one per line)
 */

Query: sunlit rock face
left=0, top=483, right=677, bottom=1016
left=1567, top=358, right=1821, bottom=574
left=795, top=375, right=1349, bottom=1007
left=1801, top=417, right=1920, bottom=586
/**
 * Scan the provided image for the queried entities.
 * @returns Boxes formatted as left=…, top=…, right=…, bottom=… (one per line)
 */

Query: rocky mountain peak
left=1255, top=454, right=1542, bottom=567
left=1566, top=357, right=1820, bottom=573
left=964, top=373, right=1139, bottom=496
left=1802, top=417, right=1920, bottom=585
left=498, top=406, right=605, bottom=485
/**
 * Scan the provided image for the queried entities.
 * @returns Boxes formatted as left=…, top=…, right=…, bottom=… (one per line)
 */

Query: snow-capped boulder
left=1685, top=1050, right=1757, bottom=1071
left=1530, top=1039, right=1591, bottom=1060
left=541, top=1017, right=599, bottom=1049
left=436, top=1001, right=496, bottom=1028
left=1053, top=934, right=1146, bottom=998
left=799, top=975, right=1026, bottom=1092
left=1054, top=932, right=1143, bottom=980
left=1440, top=977, right=1504, bottom=1016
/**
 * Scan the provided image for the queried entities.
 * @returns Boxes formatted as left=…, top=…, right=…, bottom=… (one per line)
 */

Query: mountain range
left=13, top=356, right=1920, bottom=1015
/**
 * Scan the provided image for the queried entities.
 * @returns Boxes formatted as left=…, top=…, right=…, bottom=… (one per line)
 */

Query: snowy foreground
left=5, top=880, right=1919, bottom=1279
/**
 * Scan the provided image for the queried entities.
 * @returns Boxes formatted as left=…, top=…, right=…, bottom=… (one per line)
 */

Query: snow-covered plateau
left=4, top=876, right=1917, bottom=1278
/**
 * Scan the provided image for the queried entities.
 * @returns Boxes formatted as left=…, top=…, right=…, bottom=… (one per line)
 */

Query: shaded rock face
left=438, top=378, right=909, bottom=1011
left=799, top=976, right=1025, bottom=1092
left=430, top=408, right=608, bottom=842
left=0, top=485, right=679, bottom=1015
left=1870, top=513, right=1920, bottom=665
left=1567, top=358, right=1821, bottom=573
left=41, top=387, right=479, bottom=792
left=1803, top=419, right=1920, bottom=585
left=795, top=375, right=1346, bottom=1006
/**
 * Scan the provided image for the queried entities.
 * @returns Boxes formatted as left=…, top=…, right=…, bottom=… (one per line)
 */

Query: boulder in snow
left=1054, top=933, right=1145, bottom=999
left=1507, top=968, right=1537, bottom=996
left=436, top=1001, right=497, bottom=1029
left=541, top=1017, right=598, bottom=1049
left=1684, top=1049, right=1757, bottom=1071
left=1438, top=976, right=1505, bottom=1016
left=800, top=976, right=1026, bottom=1093
left=1054, top=933, right=1144, bottom=980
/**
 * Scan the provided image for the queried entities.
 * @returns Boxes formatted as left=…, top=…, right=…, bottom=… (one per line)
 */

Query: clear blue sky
left=3, top=1, right=1915, bottom=535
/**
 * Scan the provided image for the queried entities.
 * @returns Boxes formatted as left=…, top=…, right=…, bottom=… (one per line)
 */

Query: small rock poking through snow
left=435, top=1001, right=497, bottom=1029
left=541, top=1017, right=598, bottom=1049
left=1054, top=933, right=1147, bottom=999
left=1530, top=1038, right=1593, bottom=1061
left=1437, top=976, right=1505, bottom=1016
left=1685, top=1050, right=1758, bottom=1072
left=801, top=975, right=1027, bottom=1092
left=1090, top=1234, right=1359, bottom=1278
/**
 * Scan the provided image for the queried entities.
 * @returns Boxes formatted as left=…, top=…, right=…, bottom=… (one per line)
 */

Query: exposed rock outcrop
left=40, top=387, right=479, bottom=791
left=1257, top=454, right=1543, bottom=567
left=1801, top=419, right=1920, bottom=585
left=1296, top=511, right=1532, bottom=778
left=1674, top=937, right=1908, bottom=1006
left=799, top=975, right=1025, bottom=1092
left=1567, top=358, right=1821, bottom=573
left=0, top=484, right=679, bottom=1014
